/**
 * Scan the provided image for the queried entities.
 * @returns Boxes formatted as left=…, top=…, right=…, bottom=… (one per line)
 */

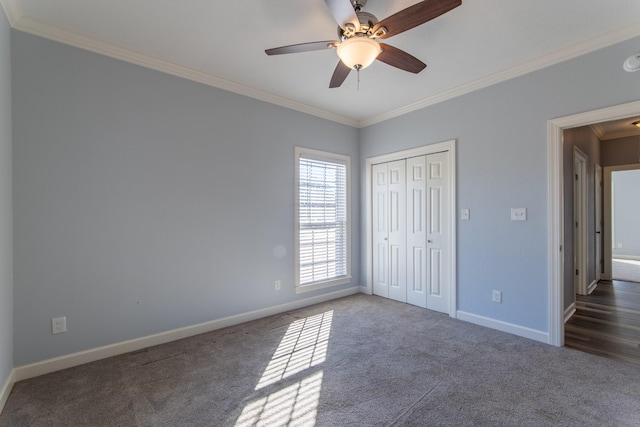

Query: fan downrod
left=350, top=0, right=367, bottom=11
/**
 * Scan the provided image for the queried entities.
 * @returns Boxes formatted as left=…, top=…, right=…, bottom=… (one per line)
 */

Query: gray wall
left=360, top=35, right=640, bottom=333
left=0, top=9, right=13, bottom=388
left=12, top=31, right=360, bottom=366
left=612, top=169, right=640, bottom=257
left=562, top=126, right=601, bottom=308
left=8, top=25, right=640, bottom=367
left=602, top=135, right=640, bottom=167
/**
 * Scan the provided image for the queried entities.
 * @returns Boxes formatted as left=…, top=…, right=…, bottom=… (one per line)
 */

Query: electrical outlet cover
left=52, top=316, right=67, bottom=334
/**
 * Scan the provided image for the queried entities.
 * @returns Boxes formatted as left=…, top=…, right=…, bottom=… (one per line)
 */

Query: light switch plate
left=511, top=208, right=526, bottom=221
left=461, top=208, right=470, bottom=220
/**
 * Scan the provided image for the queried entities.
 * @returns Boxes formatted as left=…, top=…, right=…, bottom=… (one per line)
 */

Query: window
left=295, top=147, right=351, bottom=293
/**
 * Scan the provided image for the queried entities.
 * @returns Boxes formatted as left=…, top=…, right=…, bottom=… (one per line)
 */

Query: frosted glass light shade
left=337, top=37, right=381, bottom=70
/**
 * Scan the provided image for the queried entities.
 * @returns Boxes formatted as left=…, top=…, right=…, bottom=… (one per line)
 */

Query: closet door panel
left=406, top=156, right=427, bottom=308
left=387, top=160, right=407, bottom=303
left=372, top=163, right=389, bottom=297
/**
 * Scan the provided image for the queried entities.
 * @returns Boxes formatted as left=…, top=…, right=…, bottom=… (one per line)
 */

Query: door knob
left=428, top=240, right=432, bottom=243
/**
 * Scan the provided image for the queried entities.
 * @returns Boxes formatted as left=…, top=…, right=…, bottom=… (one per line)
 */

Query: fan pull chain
left=355, top=64, right=362, bottom=91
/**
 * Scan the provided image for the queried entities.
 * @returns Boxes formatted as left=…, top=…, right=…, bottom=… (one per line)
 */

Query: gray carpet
left=2, top=294, right=640, bottom=426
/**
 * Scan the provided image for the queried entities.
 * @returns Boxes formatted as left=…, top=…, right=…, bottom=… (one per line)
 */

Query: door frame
left=547, top=100, right=640, bottom=347
left=595, top=164, right=603, bottom=282
left=573, top=147, right=588, bottom=296
left=603, top=163, right=640, bottom=280
left=364, top=139, right=457, bottom=317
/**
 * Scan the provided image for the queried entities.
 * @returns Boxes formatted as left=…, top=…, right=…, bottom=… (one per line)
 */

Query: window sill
left=295, top=276, right=352, bottom=294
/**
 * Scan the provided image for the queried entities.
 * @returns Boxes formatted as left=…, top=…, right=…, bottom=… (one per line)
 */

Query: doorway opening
left=608, top=167, right=640, bottom=283
left=548, top=100, right=640, bottom=347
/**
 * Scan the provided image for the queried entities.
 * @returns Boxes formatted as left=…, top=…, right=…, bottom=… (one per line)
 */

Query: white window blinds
left=297, top=150, right=350, bottom=288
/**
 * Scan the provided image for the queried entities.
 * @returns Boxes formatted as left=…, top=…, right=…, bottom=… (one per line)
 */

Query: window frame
left=294, top=147, right=351, bottom=293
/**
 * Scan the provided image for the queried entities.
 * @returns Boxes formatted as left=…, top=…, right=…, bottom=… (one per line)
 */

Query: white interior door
left=387, top=160, right=407, bottom=302
left=373, top=153, right=451, bottom=312
left=372, top=163, right=389, bottom=298
left=366, top=140, right=456, bottom=316
left=372, top=160, right=407, bottom=302
left=406, top=156, right=427, bottom=308
left=426, top=152, right=450, bottom=313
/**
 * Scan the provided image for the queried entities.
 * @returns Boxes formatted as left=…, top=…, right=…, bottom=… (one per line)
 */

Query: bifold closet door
left=425, top=151, right=450, bottom=314
left=372, top=152, right=450, bottom=312
left=372, top=160, right=406, bottom=302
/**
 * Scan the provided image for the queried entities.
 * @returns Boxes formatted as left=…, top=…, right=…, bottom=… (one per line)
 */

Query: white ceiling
left=3, top=0, right=640, bottom=127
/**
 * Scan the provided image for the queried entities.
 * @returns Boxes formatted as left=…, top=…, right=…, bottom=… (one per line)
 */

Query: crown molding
left=0, top=0, right=21, bottom=26
left=12, top=16, right=359, bottom=128
left=5, top=6, right=640, bottom=129
left=360, top=21, right=640, bottom=128
left=590, top=124, right=605, bottom=139
left=599, top=128, right=640, bottom=141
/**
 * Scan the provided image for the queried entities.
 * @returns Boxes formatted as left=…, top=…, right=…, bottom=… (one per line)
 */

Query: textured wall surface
left=0, top=9, right=13, bottom=390
left=12, top=31, right=359, bottom=366
left=360, top=35, right=640, bottom=332
left=9, top=26, right=640, bottom=367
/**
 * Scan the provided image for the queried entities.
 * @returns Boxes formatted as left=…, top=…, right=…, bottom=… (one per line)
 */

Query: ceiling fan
left=265, top=0, right=462, bottom=88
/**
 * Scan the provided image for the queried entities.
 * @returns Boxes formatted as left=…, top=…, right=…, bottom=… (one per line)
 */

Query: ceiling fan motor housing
left=339, top=11, right=382, bottom=39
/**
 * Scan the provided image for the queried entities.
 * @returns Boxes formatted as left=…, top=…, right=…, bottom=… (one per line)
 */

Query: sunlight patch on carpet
left=235, top=371, right=323, bottom=427
left=255, top=311, right=332, bottom=390
left=234, top=310, right=333, bottom=426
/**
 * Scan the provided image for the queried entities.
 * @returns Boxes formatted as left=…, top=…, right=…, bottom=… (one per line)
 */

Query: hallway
left=565, top=280, right=640, bottom=366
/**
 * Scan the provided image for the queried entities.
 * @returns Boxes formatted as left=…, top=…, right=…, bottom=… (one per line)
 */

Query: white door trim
left=547, top=100, right=640, bottom=347
left=595, top=164, right=603, bottom=282
left=365, top=139, right=457, bottom=317
left=573, top=147, right=588, bottom=296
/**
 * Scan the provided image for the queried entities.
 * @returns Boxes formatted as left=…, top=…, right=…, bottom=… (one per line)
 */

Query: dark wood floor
left=565, top=280, right=640, bottom=366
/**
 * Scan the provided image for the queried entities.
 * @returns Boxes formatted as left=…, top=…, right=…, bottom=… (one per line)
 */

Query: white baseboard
left=14, top=286, right=361, bottom=382
left=612, top=255, right=640, bottom=261
left=587, top=280, right=598, bottom=294
left=564, top=302, right=577, bottom=323
left=359, top=285, right=372, bottom=295
left=456, top=311, right=549, bottom=344
left=0, top=368, right=15, bottom=415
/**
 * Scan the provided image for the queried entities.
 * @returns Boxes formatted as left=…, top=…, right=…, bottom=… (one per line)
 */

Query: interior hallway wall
left=601, top=135, right=640, bottom=167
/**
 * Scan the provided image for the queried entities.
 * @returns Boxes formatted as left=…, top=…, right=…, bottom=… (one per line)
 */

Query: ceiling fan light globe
left=336, top=37, right=380, bottom=70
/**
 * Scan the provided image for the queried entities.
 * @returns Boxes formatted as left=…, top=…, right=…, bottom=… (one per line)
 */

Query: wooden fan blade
left=329, top=61, right=351, bottom=88
left=372, top=0, right=461, bottom=40
left=265, top=41, right=339, bottom=55
left=377, top=43, right=426, bottom=74
left=324, top=0, right=360, bottom=31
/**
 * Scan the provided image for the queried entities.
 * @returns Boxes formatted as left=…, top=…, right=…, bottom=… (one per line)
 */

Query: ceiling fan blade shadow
left=377, top=43, right=426, bottom=73
left=329, top=61, right=352, bottom=88
left=372, top=0, right=461, bottom=40
left=325, top=0, right=360, bottom=31
left=265, top=41, right=339, bottom=55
